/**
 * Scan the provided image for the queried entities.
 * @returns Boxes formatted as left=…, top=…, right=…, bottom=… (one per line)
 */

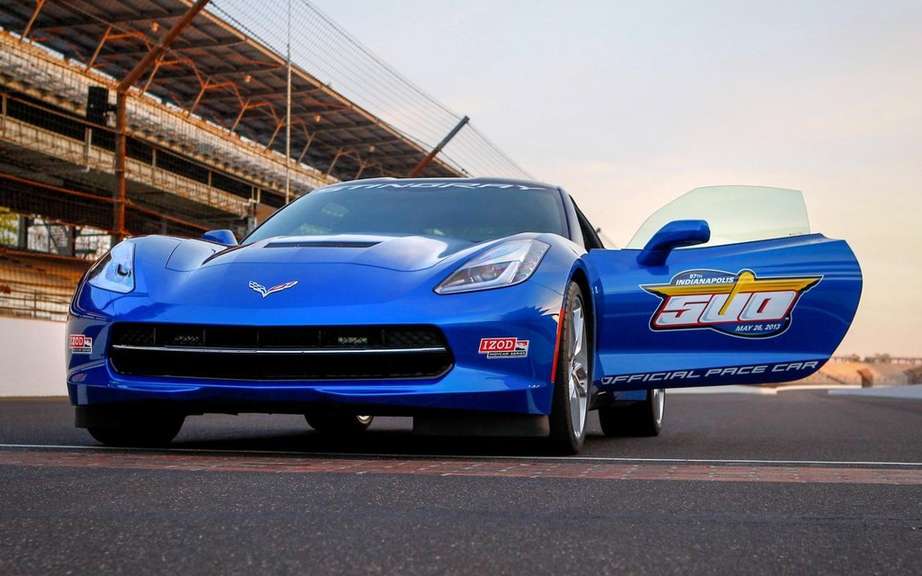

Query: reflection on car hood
left=166, top=234, right=478, bottom=273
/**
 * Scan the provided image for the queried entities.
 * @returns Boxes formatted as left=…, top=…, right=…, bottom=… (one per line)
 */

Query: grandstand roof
left=0, top=0, right=461, bottom=181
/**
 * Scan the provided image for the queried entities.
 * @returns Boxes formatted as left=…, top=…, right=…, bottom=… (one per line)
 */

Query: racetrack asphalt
left=1, top=390, right=920, bottom=575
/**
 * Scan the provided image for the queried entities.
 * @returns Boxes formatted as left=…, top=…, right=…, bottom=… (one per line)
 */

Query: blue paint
left=636, top=219, right=710, bottom=266
left=584, top=234, right=861, bottom=389
left=66, top=179, right=862, bottom=418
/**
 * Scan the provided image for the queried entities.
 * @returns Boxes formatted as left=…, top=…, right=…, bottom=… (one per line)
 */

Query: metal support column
left=408, top=115, right=469, bottom=177
left=20, top=0, right=46, bottom=43
left=297, top=132, right=316, bottom=163
left=86, top=26, right=112, bottom=71
left=17, top=216, right=29, bottom=249
left=325, top=149, right=345, bottom=177
left=113, top=0, right=211, bottom=240
left=114, top=91, right=128, bottom=236
left=284, top=0, right=293, bottom=204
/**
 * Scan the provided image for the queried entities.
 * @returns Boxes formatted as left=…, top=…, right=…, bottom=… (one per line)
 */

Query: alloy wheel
left=568, top=296, right=590, bottom=439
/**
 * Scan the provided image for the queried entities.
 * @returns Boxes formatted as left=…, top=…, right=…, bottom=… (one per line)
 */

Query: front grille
left=109, top=324, right=452, bottom=380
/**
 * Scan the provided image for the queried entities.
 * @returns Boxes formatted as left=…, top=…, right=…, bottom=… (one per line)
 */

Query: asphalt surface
left=1, top=390, right=921, bottom=575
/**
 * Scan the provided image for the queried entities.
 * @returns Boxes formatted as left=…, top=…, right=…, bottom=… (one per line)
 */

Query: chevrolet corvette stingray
left=66, top=179, right=862, bottom=453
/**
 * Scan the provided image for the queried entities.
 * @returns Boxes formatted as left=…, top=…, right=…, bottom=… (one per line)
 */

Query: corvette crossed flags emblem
left=248, top=280, right=298, bottom=299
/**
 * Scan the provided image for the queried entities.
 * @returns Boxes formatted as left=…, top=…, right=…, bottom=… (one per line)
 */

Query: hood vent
left=266, top=240, right=381, bottom=249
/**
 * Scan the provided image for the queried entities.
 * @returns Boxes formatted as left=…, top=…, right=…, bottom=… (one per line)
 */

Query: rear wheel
left=86, top=412, right=185, bottom=447
left=548, top=281, right=591, bottom=454
left=598, top=388, right=665, bottom=437
left=305, top=413, right=373, bottom=435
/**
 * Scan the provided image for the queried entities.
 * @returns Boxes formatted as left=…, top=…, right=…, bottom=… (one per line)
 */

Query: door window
left=627, top=186, right=810, bottom=249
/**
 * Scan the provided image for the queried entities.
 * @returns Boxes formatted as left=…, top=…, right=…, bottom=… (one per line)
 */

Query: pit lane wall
left=0, top=317, right=65, bottom=397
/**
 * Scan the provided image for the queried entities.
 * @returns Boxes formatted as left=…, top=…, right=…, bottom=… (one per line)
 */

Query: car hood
left=119, top=234, right=489, bottom=312
left=166, top=234, right=476, bottom=273
left=80, top=231, right=566, bottom=320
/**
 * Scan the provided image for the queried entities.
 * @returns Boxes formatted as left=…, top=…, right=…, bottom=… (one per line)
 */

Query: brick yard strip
left=1, top=448, right=921, bottom=485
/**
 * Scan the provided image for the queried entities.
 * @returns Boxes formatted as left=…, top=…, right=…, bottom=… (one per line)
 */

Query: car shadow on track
left=166, top=416, right=615, bottom=457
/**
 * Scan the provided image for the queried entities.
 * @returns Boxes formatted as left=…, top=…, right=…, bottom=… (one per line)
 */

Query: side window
left=560, top=191, right=585, bottom=247
left=572, top=202, right=605, bottom=249
left=627, top=186, right=811, bottom=249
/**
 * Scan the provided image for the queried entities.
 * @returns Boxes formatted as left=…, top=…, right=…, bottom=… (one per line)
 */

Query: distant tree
left=0, top=207, right=18, bottom=245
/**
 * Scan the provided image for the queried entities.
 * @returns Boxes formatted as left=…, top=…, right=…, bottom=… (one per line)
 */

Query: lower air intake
left=109, top=324, right=452, bottom=380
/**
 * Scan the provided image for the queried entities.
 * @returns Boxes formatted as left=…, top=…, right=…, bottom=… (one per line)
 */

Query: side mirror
left=201, top=229, right=238, bottom=246
left=637, top=220, right=710, bottom=266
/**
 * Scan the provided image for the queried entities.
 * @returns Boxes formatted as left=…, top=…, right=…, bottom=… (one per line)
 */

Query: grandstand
left=0, top=0, right=529, bottom=321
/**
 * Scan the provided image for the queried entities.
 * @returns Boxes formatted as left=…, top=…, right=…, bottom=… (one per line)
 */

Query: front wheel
left=86, top=413, right=185, bottom=447
left=548, top=281, right=591, bottom=454
left=305, top=413, right=373, bottom=435
left=598, top=388, right=665, bottom=437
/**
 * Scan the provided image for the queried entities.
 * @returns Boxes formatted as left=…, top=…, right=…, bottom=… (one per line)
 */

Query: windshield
left=246, top=182, right=566, bottom=244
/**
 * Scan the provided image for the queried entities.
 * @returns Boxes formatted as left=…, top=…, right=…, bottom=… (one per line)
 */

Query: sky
left=309, top=0, right=922, bottom=356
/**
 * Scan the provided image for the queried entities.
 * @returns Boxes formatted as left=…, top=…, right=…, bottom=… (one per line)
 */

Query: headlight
left=435, top=239, right=549, bottom=294
left=87, top=241, right=135, bottom=293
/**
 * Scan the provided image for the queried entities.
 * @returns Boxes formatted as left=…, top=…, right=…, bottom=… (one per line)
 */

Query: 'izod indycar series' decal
left=479, top=337, right=530, bottom=359
left=69, top=334, right=93, bottom=354
left=642, top=269, right=821, bottom=338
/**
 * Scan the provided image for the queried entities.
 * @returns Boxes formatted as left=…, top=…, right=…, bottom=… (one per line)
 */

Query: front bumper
left=67, top=280, right=564, bottom=416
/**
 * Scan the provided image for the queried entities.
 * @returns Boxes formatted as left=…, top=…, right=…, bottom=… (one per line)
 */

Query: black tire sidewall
left=87, top=414, right=184, bottom=447
left=598, top=388, right=664, bottom=437
left=647, top=388, right=664, bottom=436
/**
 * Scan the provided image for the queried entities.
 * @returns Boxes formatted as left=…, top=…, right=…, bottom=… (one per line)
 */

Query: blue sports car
left=66, top=179, right=862, bottom=453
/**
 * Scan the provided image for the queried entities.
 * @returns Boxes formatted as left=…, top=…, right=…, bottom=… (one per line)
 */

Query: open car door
left=582, top=186, right=862, bottom=390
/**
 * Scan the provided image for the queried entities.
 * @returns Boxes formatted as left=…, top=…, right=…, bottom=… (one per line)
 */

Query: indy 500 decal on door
left=642, top=269, right=821, bottom=338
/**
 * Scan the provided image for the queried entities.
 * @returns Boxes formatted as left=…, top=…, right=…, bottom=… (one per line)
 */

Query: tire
left=87, top=414, right=185, bottom=447
left=548, top=281, right=591, bottom=454
left=598, top=388, right=665, bottom=437
left=305, top=413, right=373, bottom=435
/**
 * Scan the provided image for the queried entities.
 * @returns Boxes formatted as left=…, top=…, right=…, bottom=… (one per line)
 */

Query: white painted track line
left=1, top=443, right=921, bottom=468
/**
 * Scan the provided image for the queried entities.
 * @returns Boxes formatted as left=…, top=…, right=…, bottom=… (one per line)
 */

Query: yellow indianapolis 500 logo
left=641, top=269, right=821, bottom=338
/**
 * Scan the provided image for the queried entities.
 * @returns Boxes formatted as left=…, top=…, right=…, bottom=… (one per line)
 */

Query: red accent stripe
left=1, top=450, right=920, bottom=485
left=550, top=306, right=566, bottom=382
